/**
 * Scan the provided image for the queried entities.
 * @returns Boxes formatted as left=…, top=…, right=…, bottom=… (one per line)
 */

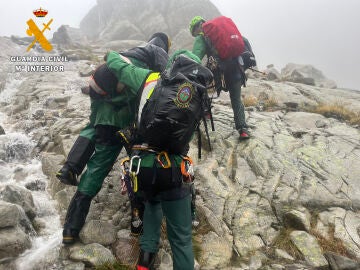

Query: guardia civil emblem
left=174, top=82, right=194, bottom=108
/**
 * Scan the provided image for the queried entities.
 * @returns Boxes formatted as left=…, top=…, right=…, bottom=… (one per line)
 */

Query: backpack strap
left=197, top=125, right=202, bottom=159
left=206, top=56, right=226, bottom=96
left=136, top=72, right=160, bottom=126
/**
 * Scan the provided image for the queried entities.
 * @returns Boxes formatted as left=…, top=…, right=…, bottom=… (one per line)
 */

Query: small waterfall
left=0, top=73, right=24, bottom=104
left=15, top=227, right=62, bottom=270
left=0, top=74, right=62, bottom=269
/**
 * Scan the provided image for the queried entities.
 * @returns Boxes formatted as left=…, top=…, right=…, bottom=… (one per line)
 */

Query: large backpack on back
left=138, top=54, right=213, bottom=155
left=203, top=16, right=245, bottom=59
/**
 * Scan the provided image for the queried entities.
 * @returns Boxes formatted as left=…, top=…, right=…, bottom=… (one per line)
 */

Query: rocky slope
left=0, top=34, right=360, bottom=269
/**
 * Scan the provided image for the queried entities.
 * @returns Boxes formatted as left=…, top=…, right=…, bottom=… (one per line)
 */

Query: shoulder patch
left=174, top=82, right=194, bottom=108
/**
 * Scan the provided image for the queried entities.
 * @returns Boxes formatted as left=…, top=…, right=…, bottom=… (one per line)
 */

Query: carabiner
left=131, top=172, right=138, bottom=192
left=120, top=157, right=130, bottom=174
left=157, top=151, right=171, bottom=169
left=181, top=156, right=194, bottom=180
left=130, top=155, right=141, bottom=175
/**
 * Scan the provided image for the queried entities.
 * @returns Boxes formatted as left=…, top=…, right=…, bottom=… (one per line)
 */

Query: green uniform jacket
left=192, top=34, right=207, bottom=61
left=91, top=51, right=151, bottom=129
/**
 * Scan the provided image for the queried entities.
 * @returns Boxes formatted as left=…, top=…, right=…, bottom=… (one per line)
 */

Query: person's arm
left=192, top=35, right=207, bottom=60
left=106, top=51, right=151, bottom=93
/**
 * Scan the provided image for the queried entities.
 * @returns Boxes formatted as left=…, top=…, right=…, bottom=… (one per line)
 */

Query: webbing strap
left=136, top=72, right=160, bottom=125
left=197, top=125, right=201, bottom=159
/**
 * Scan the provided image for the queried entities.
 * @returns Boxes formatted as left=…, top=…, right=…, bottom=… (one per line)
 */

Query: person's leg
left=228, top=80, right=246, bottom=130
left=62, top=190, right=92, bottom=244
left=77, top=143, right=122, bottom=196
left=63, top=125, right=123, bottom=244
left=138, top=200, right=163, bottom=269
left=162, top=195, right=194, bottom=270
left=228, top=80, right=250, bottom=138
left=62, top=143, right=121, bottom=244
left=57, top=125, right=96, bottom=185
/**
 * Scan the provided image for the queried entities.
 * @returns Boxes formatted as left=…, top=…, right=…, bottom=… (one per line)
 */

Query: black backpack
left=138, top=54, right=213, bottom=156
left=239, top=37, right=256, bottom=70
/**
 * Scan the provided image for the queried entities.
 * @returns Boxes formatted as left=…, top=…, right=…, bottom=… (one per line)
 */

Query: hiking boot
left=56, top=166, right=78, bottom=186
left=62, top=228, right=79, bottom=245
left=137, top=250, right=156, bottom=270
left=63, top=191, right=92, bottom=245
left=238, top=128, right=251, bottom=139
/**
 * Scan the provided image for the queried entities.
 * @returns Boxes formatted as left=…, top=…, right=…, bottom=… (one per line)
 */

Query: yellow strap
left=146, top=72, right=160, bottom=83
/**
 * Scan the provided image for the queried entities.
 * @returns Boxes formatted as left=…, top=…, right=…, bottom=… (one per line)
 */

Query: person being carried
left=56, top=32, right=170, bottom=186
left=189, top=16, right=257, bottom=139
left=61, top=33, right=171, bottom=245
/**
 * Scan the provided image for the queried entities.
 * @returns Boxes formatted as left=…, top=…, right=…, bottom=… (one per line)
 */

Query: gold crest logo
left=26, top=8, right=53, bottom=52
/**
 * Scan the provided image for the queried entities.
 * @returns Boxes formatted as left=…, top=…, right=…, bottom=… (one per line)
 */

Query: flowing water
left=0, top=74, right=63, bottom=270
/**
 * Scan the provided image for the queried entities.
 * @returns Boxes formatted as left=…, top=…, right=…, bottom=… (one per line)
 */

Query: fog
left=0, top=0, right=359, bottom=90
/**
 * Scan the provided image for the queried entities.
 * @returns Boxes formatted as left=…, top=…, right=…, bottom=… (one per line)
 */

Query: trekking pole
left=209, top=111, right=215, bottom=132
left=248, top=67, right=267, bottom=75
left=209, top=90, right=216, bottom=131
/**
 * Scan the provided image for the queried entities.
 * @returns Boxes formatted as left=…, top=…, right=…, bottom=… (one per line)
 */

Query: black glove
left=116, top=127, right=136, bottom=155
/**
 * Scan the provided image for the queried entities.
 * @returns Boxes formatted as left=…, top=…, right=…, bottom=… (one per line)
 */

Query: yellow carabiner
left=157, top=151, right=171, bottom=169
left=120, top=157, right=130, bottom=174
left=131, top=172, right=138, bottom=192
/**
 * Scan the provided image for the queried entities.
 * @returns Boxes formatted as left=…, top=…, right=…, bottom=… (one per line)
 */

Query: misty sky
left=0, top=0, right=359, bottom=90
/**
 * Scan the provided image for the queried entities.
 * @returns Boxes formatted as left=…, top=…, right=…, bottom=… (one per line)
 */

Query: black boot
left=66, top=136, right=95, bottom=174
left=56, top=165, right=78, bottom=186
left=137, top=249, right=156, bottom=270
left=56, top=136, right=95, bottom=186
left=63, top=191, right=92, bottom=245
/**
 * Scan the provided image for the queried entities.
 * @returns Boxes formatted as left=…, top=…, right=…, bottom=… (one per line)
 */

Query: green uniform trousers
left=78, top=143, right=122, bottom=197
left=228, top=80, right=247, bottom=130
left=140, top=194, right=194, bottom=270
left=78, top=124, right=96, bottom=141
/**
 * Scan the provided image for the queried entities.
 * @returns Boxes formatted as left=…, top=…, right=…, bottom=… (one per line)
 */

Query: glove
left=116, top=127, right=136, bottom=155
